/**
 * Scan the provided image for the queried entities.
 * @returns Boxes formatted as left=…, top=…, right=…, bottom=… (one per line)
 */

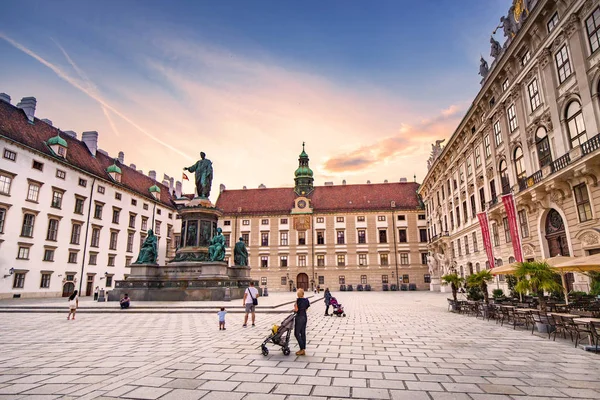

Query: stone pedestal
left=429, top=277, right=441, bottom=292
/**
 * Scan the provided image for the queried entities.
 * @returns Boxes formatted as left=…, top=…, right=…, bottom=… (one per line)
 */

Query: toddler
left=218, top=307, right=227, bottom=330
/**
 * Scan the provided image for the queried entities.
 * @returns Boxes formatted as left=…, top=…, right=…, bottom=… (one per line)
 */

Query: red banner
left=477, top=212, right=495, bottom=269
left=502, top=193, right=523, bottom=263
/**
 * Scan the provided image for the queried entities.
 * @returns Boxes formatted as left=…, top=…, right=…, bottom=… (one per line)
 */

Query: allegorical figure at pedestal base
left=184, top=151, right=213, bottom=199
left=133, top=229, right=158, bottom=264
left=234, top=237, right=248, bottom=266
left=209, top=227, right=226, bottom=261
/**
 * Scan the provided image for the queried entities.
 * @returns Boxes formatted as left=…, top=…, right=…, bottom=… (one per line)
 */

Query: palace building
left=0, top=94, right=181, bottom=299
left=418, top=0, right=600, bottom=293
left=215, top=145, right=429, bottom=292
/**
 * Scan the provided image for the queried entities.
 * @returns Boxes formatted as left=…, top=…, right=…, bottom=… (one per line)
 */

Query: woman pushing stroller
left=324, top=288, right=332, bottom=316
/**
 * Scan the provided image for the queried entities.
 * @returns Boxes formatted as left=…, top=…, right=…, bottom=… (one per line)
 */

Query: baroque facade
left=215, top=147, right=429, bottom=292
left=419, top=0, right=600, bottom=292
left=0, top=95, right=180, bottom=299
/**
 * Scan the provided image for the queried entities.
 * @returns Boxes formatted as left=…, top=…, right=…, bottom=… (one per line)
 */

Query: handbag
left=248, top=288, right=258, bottom=306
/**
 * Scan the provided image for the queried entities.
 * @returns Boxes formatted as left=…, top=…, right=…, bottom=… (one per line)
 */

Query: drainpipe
left=311, top=215, right=315, bottom=292
left=392, top=209, right=399, bottom=290
left=79, top=178, right=96, bottom=294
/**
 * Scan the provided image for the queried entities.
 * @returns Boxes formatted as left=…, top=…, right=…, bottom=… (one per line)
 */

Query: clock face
left=298, top=200, right=307, bottom=209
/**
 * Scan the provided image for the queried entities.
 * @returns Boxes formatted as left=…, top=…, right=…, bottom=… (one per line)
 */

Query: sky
left=0, top=0, right=511, bottom=198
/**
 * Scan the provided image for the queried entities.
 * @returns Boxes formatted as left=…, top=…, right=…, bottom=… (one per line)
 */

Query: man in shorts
left=243, top=281, right=259, bottom=327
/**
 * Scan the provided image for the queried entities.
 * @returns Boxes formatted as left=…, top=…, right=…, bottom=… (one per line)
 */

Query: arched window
left=485, top=261, right=490, bottom=269
left=509, top=256, right=516, bottom=264
left=514, top=147, right=525, bottom=181
left=536, top=127, right=552, bottom=167
left=499, top=159, right=510, bottom=194
left=475, top=262, right=481, bottom=273
left=566, top=101, right=587, bottom=148
left=459, top=266, right=464, bottom=278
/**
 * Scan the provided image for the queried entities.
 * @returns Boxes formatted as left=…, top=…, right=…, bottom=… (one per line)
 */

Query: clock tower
left=294, top=142, right=314, bottom=196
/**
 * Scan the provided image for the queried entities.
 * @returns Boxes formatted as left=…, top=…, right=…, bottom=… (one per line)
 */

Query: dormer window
left=47, top=134, right=68, bottom=158
left=106, top=162, right=122, bottom=183
left=149, top=185, right=161, bottom=200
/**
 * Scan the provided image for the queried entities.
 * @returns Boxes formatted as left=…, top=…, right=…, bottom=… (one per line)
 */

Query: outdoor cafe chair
left=551, top=315, right=573, bottom=342
left=530, top=310, right=554, bottom=337
left=589, top=321, right=600, bottom=352
left=570, top=320, right=592, bottom=348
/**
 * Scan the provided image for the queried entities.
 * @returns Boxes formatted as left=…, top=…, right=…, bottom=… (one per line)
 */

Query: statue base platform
left=430, top=277, right=441, bottom=292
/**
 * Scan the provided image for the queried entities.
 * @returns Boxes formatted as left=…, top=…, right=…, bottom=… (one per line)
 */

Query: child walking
left=218, top=307, right=227, bottom=330
left=67, top=290, right=79, bottom=320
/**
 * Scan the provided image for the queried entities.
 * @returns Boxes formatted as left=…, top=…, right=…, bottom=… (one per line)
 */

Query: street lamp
left=3, top=267, right=14, bottom=278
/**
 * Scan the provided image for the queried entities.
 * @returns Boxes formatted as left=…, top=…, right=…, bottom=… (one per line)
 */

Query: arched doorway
left=296, top=273, right=309, bottom=290
left=62, top=282, right=75, bottom=297
left=545, top=209, right=570, bottom=257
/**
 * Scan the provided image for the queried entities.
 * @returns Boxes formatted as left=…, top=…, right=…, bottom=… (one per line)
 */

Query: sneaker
left=295, top=350, right=305, bottom=356
left=252, top=324, right=255, bottom=327
left=243, top=324, right=247, bottom=328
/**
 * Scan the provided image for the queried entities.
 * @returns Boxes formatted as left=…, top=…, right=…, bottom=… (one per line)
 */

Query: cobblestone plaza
left=1, top=292, right=599, bottom=400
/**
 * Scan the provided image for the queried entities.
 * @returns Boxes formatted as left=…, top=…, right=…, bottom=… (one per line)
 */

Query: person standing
left=294, top=288, right=310, bottom=355
left=67, top=290, right=79, bottom=320
left=242, top=282, right=259, bottom=327
left=218, top=307, right=227, bottom=330
left=93, top=286, right=99, bottom=301
left=324, top=288, right=332, bottom=316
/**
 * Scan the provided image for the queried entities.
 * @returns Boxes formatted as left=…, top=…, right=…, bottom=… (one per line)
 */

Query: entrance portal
left=545, top=209, right=569, bottom=257
left=62, top=282, right=75, bottom=297
left=296, top=273, right=309, bottom=290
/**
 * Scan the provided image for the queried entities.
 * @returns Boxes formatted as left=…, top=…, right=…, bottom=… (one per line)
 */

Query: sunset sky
left=0, top=0, right=509, bottom=198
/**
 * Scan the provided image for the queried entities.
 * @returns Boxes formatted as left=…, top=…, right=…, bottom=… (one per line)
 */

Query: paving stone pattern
left=0, top=292, right=599, bottom=399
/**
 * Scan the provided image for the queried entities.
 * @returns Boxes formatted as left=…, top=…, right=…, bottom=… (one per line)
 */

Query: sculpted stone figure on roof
left=184, top=152, right=213, bottom=199
left=479, top=56, right=489, bottom=79
left=490, top=36, right=502, bottom=60
left=426, top=139, right=445, bottom=170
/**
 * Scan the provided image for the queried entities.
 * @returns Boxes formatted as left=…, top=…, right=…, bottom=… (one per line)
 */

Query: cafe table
left=573, top=318, right=600, bottom=348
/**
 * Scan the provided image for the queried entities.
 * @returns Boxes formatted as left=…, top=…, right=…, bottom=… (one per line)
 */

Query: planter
left=535, top=322, right=555, bottom=334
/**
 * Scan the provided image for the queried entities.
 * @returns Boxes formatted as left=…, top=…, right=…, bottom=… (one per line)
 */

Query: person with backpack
left=242, top=282, right=259, bottom=327
left=67, top=290, right=79, bottom=320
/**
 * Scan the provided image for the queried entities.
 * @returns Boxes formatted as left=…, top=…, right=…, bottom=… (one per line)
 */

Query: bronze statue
left=184, top=152, right=213, bottom=198
left=208, top=227, right=226, bottom=262
left=133, top=229, right=158, bottom=264
left=234, top=237, right=248, bottom=266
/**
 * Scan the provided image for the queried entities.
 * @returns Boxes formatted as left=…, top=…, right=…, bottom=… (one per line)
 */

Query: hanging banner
left=477, top=212, right=495, bottom=269
left=502, top=193, right=523, bottom=263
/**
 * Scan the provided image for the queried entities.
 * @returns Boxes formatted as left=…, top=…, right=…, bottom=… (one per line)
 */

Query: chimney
left=399, top=177, right=407, bottom=183
left=97, top=149, right=108, bottom=156
left=17, top=97, right=37, bottom=122
left=63, top=130, right=77, bottom=139
left=243, top=186, right=247, bottom=190
left=175, top=181, right=182, bottom=198
left=220, top=183, right=226, bottom=193
left=82, top=131, right=99, bottom=156
left=129, top=163, right=136, bottom=170
left=367, top=180, right=371, bottom=184
left=0, top=93, right=11, bottom=104
left=342, top=180, right=346, bottom=185
left=149, top=170, right=157, bottom=181
left=118, top=151, right=124, bottom=164
left=324, top=182, right=334, bottom=186
left=162, top=179, right=169, bottom=187
left=41, top=118, right=53, bottom=126
left=169, top=177, right=174, bottom=190
left=258, top=184, right=266, bottom=189
left=384, top=179, right=388, bottom=183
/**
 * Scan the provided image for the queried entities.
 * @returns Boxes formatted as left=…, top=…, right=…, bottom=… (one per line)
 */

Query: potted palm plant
left=441, top=273, right=464, bottom=311
left=466, top=270, right=494, bottom=304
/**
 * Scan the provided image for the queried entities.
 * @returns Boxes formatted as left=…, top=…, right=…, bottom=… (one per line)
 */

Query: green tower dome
left=149, top=185, right=161, bottom=193
left=294, top=142, right=314, bottom=196
left=107, top=163, right=122, bottom=174
left=47, top=134, right=68, bottom=147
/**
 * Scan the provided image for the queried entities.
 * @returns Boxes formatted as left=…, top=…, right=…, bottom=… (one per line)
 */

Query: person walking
left=67, top=290, right=79, bottom=320
left=293, top=288, right=310, bottom=355
left=324, top=288, right=332, bottom=316
left=242, top=282, right=259, bottom=327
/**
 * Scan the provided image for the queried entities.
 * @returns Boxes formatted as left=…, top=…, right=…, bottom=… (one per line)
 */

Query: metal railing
left=581, top=133, right=600, bottom=156
left=550, top=153, right=571, bottom=173
left=518, top=169, right=543, bottom=192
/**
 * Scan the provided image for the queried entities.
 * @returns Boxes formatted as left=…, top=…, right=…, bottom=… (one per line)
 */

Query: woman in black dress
left=293, top=288, right=310, bottom=355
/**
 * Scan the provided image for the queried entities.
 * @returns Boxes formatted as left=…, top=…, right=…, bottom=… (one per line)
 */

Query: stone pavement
left=0, top=291, right=599, bottom=400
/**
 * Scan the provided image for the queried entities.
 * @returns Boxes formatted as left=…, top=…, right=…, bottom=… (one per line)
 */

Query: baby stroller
left=260, top=313, right=295, bottom=356
left=329, top=297, right=346, bottom=317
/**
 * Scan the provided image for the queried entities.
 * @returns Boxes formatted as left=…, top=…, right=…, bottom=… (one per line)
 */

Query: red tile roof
left=0, top=101, right=175, bottom=208
left=216, top=182, right=422, bottom=215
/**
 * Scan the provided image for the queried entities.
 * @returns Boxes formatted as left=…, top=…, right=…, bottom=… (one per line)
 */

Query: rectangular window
left=518, top=210, right=529, bottom=238
left=280, top=256, right=288, bottom=267
left=317, top=231, right=325, bottom=245
left=21, top=214, right=35, bottom=237
left=475, top=147, right=481, bottom=167
left=261, top=232, right=269, bottom=246
left=106, top=275, right=113, bottom=287
left=32, top=160, right=44, bottom=171
left=479, top=188, right=486, bottom=212
left=297, top=231, right=306, bottom=245
left=339, top=275, right=346, bottom=284
left=503, top=217, right=511, bottom=243
left=141, top=216, right=148, bottom=231
left=318, top=276, right=325, bottom=285
left=143, top=203, right=148, bottom=210
left=280, top=232, right=288, bottom=246
left=155, top=221, right=161, bottom=235
left=261, top=256, right=268, bottom=268
left=70, top=223, right=81, bottom=244
left=424, top=274, right=431, bottom=284
left=51, top=190, right=63, bottom=209
left=380, top=253, right=388, bottom=266
left=46, top=219, right=59, bottom=241
left=587, top=8, right=600, bottom=52
left=492, top=223, right=500, bottom=247
left=242, top=219, right=250, bottom=225
left=470, top=195, right=477, bottom=217
left=377, top=215, right=386, bottom=221
left=298, top=255, right=306, bottom=267
left=0, top=208, right=5, bottom=233
left=91, top=227, right=100, bottom=247
left=17, top=246, right=30, bottom=260
left=129, top=214, right=136, bottom=229
left=574, top=183, right=593, bottom=222
left=89, top=253, right=97, bottom=265
left=280, top=218, right=288, bottom=224
left=224, top=233, right=230, bottom=247
left=68, top=251, right=77, bottom=263
left=112, top=208, right=120, bottom=224
left=457, top=238, right=462, bottom=256
left=502, top=78, right=509, bottom=92
left=94, top=203, right=103, bottom=219
left=357, top=229, right=366, bottom=244
left=493, top=120, right=502, bottom=146
left=397, top=215, right=406, bottom=221
left=555, top=45, right=572, bottom=84
left=27, top=183, right=40, bottom=202
left=336, top=216, right=344, bottom=223
left=242, top=233, right=249, bottom=244
left=131, top=199, right=137, bottom=206
left=73, top=197, right=84, bottom=215
left=548, top=12, right=559, bottom=33
left=261, top=219, right=269, bottom=225
left=398, top=229, right=407, bottom=243
left=419, top=228, right=427, bottom=243
left=357, top=216, right=365, bottom=222
left=379, top=229, right=387, bottom=243
left=421, top=253, right=428, bottom=265
left=317, top=254, right=325, bottom=266
left=450, top=211, right=454, bottom=230
left=43, top=249, right=55, bottom=261
left=472, top=232, right=478, bottom=252
left=115, top=192, right=122, bottom=200
left=467, top=159, right=472, bottom=176
left=0, top=174, right=13, bottom=195
left=78, top=178, right=87, bottom=187
left=418, top=214, right=426, bottom=220
left=281, top=276, right=287, bottom=285
left=13, top=273, right=25, bottom=288
left=3, top=148, right=16, bottom=161
left=361, top=275, right=367, bottom=285
left=400, top=253, right=409, bottom=265
left=456, top=206, right=461, bottom=227
left=337, top=254, right=345, bottom=266
left=40, top=273, right=51, bottom=288
left=359, top=253, right=367, bottom=266
left=337, top=230, right=345, bottom=244
left=127, top=232, right=134, bottom=253
left=464, top=235, right=469, bottom=255
left=521, top=50, right=531, bottom=66
left=402, top=274, right=409, bottom=284
left=97, top=185, right=105, bottom=194
left=110, top=231, right=118, bottom=250
left=528, top=79, right=541, bottom=111
left=261, top=277, right=267, bottom=286
left=484, top=134, right=491, bottom=158
left=223, top=220, right=231, bottom=226
left=382, top=275, right=388, bottom=284
left=507, top=104, right=518, bottom=132
left=125, top=256, right=132, bottom=266
left=316, top=217, right=324, bottom=223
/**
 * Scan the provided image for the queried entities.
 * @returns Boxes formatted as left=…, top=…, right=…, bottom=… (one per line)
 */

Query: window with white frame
left=400, top=253, right=409, bottom=265
left=521, top=51, right=531, bottom=66
left=507, top=104, right=518, bottom=132
left=380, top=253, right=389, bottom=266
left=280, top=256, right=288, bottom=267
left=21, top=213, right=35, bottom=237
left=586, top=8, right=600, bottom=53
left=260, top=256, right=268, bottom=268
left=555, top=45, right=572, bottom=84
left=280, top=232, right=288, bottom=246
left=3, top=148, right=16, bottom=161
left=548, top=12, right=559, bottom=33
left=56, top=169, right=66, bottom=179
left=502, top=78, right=509, bottom=92
left=359, top=253, right=367, bottom=266
left=337, top=254, right=345, bottom=266
left=0, top=208, right=5, bottom=233
left=484, top=134, right=491, bottom=158
left=472, top=232, right=478, bottom=252
left=518, top=209, right=529, bottom=238
left=574, top=183, right=593, bottom=222
left=0, top=173, right=13, bottom=195
left=475, top=146, right=481, bottom=167
left=298, top=255, right=306, bottom=267
left=528, top=78, right=541, bottom=111
left=514, top=147, right=526, bottom=181
left=493, top=120, right=502, bottom=146
left=27, top=182, right=40, bottom=202
left=566, top=101, right=588, bottom=148
left=503, top=217, right=511, bottom=243
left=17, top=247, right=30, bottom=260
left=46, top=219, right=59, bottom=241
